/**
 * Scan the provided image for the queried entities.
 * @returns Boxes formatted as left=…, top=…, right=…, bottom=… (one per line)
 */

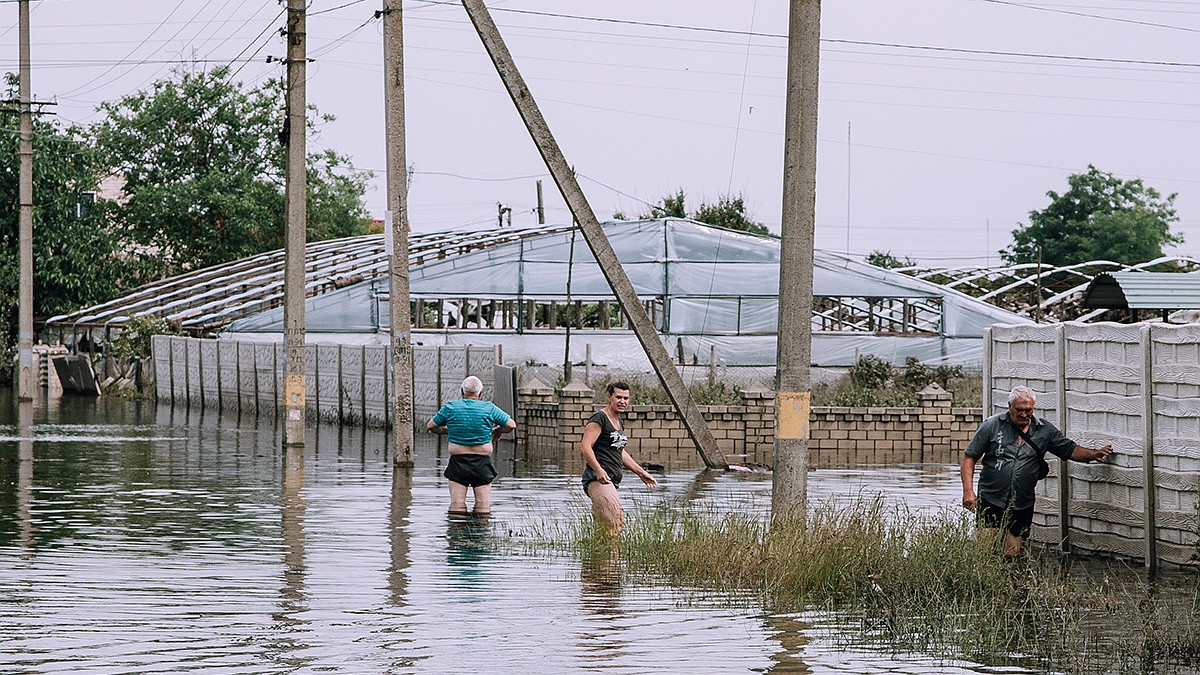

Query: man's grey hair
left=461, top=375, right=484, bottom=397
left=1007, top=386, right=1036, bottom=405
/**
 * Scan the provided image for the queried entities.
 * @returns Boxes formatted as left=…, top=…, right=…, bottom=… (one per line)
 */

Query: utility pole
left=460, top=0, right=727, bottom=469
left=383, top=0, right=415, bottom=466
left=282, top=0, right=307, bottom=446
left=17, top=0, right=34, bottom=401
left=773, top=0, right=821, bottom=519
left=536, top=180, right=545, bottom=224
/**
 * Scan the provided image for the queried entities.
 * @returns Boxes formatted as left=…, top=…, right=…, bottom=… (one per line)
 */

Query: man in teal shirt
left=427, top=376, right=516, bottom=513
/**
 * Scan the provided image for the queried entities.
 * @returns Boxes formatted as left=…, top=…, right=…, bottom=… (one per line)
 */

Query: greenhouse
left=46, top=218, right=1027, bottom=368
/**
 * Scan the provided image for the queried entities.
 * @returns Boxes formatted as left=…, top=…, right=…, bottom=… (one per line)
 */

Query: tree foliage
left=617, top=189, right=771, bottom=235
left=1003, top=165, right=1182, bottom=267
left=92, top=67, right=371, bottom=276
left=866, top=250, right=916, bottom=269
left=0, top=75, right=135, bottom=357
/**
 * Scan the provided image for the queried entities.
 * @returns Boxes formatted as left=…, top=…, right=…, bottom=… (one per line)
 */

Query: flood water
left=0, top=391, right=1159, bottom=674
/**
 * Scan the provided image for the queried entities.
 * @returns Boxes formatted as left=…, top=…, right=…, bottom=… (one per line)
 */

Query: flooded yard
left=0, top=392, right=1194, bottom=674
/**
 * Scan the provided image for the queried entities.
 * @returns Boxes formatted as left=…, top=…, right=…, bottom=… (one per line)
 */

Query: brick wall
left=517, top=381, right=983, bottom=470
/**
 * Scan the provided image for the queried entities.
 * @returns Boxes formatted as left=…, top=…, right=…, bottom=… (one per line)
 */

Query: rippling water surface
left=0, top=393, right=1051, bottom=674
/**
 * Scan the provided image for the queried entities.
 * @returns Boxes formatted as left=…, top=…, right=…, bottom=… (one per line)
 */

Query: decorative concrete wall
left=517, top=381, right=981, bottom=471
left=152, top=336, right=498, bottom=427
left=987, top=322, right=1200, bottom=568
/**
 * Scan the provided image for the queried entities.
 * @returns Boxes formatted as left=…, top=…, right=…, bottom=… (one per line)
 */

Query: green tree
left=648, top=189, right=688, bottom=219
left=625, top=189, right=770, bottom=235
left=692, top=195, right=770, bottom=235
left=866, top=250, right=916, bottom=269
left=92, top=67, right=370, bottom=276
left=0, top=75, right=134, bottom=368
left=1003, top=165, right=1182, bottom=266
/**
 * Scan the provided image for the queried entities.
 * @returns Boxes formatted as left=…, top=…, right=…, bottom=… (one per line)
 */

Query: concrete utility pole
left=773, top=0, right=821, bottom=518
left=460, top=0, right=727, bottom=470
left=536, top=180, right=545, bottom=224
left=17, top=0, right=34, bottom=401
left=282, top=0, right=308, bottom=446
left=383, top=0, right=415, bottom=466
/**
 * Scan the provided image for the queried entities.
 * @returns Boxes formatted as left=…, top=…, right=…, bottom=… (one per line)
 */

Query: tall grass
left=512, top=497, right=1200, bottom=673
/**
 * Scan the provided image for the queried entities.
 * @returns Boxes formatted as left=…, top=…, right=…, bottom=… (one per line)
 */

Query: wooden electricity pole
left=17, top=0, right=34, bottom=401
left=282, top=0, right=308, bottom=446
left=383, top=0, right=415, bottom=466
left=460, top=0, right=727, bottom=469
left=773, top=0, right=821, bottom=518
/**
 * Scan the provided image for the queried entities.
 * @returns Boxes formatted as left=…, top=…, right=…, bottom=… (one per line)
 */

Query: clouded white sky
left=3, top=0, right=1199, bottom=266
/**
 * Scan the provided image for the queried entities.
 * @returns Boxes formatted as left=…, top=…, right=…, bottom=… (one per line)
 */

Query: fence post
left=1142, top=324, right=1157, bottom=571
left=1056, top=323, right=1069, bottom=555
left=215, top=339, right=222, bottom=412
left=982, top=327, right=993, bottom=415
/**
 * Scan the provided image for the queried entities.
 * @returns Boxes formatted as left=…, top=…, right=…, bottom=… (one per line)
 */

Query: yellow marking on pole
left=776, top=391, right=810, bottom=440
left=284, top=374, right=306, bottom=406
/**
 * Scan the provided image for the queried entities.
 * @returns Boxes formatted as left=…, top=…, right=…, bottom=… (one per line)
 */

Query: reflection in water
left=763, top=613, right=815, bottom=674
left=577, top=545, right=628, bottom=663
left=16, top=400, right=33, bottom=556
left=275, top=445, right=309, bottom=668
left=389, top=465, right=413, bottom=606
left=445, top=511, right=493, bottom=582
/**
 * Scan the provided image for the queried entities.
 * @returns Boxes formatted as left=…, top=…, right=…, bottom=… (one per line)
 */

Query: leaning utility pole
left=282, top=0, right=308, bottom=446
left=383, top=0, right=415, bottom=466
left=460, top=0, right=727, bottom=470
left=773, top=0, right=821, bottom=518
left=16, top=0, right=34, bottom=401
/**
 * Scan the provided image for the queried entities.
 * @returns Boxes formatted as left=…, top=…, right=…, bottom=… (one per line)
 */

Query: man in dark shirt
left=961, top=385, right=1113, bottom=557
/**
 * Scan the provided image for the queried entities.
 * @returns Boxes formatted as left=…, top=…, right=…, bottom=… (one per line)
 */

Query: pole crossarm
left=459, top=0, right=727, bottom=470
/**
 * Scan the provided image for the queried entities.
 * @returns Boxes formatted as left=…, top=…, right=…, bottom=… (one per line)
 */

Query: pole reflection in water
left=389, top=465, right=413, bottom=606
left=276, top=444, right=309, bottom=666
left=763, top=613, right=815, bottom=674
left=16, top=400, right=33, bottom=556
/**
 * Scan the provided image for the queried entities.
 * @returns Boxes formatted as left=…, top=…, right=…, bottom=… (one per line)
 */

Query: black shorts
left=581, top=465, right=622, bottom=493
left=977, top=499, right=1034, bottom=539
left=444, top=454, right=497, bottom=488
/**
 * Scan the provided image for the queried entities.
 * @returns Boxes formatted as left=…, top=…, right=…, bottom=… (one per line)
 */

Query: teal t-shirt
left=431, top=398, right=511, bottom=446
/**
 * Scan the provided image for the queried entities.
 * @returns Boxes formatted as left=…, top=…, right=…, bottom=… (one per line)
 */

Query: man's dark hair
left=607, top=381, right=631, bottom=395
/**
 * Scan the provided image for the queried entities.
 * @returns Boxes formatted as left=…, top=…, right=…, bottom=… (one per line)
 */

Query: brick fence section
left=517, top=381, right=983, bottom=470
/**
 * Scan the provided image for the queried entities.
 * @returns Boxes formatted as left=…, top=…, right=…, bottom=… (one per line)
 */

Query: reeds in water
left=513, top=496, right=1200, bottom=673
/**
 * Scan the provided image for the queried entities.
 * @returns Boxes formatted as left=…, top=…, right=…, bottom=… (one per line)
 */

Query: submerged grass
left=511, top=497, right=1200, bottom=673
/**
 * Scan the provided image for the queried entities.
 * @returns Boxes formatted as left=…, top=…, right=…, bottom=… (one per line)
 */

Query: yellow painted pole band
left=284, top=374, right=306, bottom=407
left=776, top=391, right=810, bottom=440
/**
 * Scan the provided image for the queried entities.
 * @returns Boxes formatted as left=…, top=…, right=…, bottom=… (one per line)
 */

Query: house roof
left=1082, top=271, right=1200, bottom=310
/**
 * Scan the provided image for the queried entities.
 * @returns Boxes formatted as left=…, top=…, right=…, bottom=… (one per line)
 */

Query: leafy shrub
left=106, top=316, right=181, bottom=363
left=849, top=354, right=892, bottom=389
left=822, top=355, right=979, bottom=408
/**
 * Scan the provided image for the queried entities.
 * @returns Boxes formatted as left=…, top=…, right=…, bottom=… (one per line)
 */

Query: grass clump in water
left=524, top=496, right=1140, bottom=671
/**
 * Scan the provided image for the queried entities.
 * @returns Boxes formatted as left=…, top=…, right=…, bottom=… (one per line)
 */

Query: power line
left=407, top=0, right=1200, bottom=66
left=975, top=0, right=1200, bottom=31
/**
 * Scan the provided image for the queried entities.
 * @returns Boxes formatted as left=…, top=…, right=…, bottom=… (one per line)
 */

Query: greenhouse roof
left=46, top=218, right=1025, bottom=341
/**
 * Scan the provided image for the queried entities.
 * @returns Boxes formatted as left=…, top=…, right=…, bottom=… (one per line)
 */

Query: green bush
left=106, top=316, right=181, bottom=363
left=849, top=354, right=892, bottom=389
left=820, top=356, right=979, bottom=408
left=583, top=374, right=742, bottom=406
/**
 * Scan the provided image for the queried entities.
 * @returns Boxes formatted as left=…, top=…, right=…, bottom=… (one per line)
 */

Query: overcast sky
left=3, top=0, right=1199, bottom=266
